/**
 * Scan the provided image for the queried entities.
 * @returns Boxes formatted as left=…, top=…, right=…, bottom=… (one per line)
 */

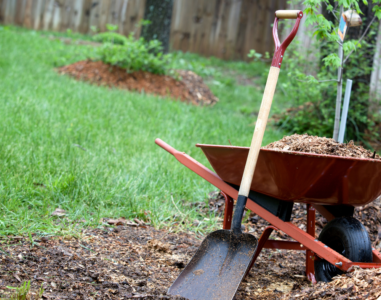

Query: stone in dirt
left=58, top=60, right=218, bottom=106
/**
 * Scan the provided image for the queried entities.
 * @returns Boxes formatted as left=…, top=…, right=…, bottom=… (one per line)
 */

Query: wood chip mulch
left=284, top=267, right=381, bottom=300
left=0, top=223, right=309, bottom=300
left=58, top=61, right=218, bottom=106
left=264, top=134, right=380, bottom=160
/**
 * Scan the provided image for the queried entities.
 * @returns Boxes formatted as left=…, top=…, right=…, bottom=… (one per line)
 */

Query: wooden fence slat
left=15, top=0, right=26, bottom=26
left=52, top=0, right=62, bottom=31
left=99, top=0, right=110, bottom=32
left=122, top=0, right=145, bottom=37
left=33, top=0, right=45, bottom=30
left=79, top=0, right=93, bottom=33
left=71, top=0, right=83, bottom=31
left=42, top=0, right=54, bottom=30
left=23, top=0, right=33, bottom=28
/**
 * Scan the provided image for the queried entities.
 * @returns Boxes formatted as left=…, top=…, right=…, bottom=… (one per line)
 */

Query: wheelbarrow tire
left=314, top=216, right=372, bottom=282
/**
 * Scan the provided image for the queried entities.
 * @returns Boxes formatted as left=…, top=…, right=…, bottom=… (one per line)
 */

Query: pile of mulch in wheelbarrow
left=264, top=133, right=380, bottom=160
left=0, top=222, right=310, bottom=300
left=58, top=61, right=218, bottom=106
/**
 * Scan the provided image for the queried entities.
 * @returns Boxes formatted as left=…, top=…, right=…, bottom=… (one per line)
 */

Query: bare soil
left=58, top=61, right=218, bottom=106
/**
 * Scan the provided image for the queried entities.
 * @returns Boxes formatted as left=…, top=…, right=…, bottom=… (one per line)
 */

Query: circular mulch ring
left=58, top=61, right=218, bottom=106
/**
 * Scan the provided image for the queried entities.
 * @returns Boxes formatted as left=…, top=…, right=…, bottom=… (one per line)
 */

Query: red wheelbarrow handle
left=271, top=10, right=303, bottom=68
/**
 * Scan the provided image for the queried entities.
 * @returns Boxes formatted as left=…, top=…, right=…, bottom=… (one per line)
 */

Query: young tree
left=302, top=0, right=381, bottom=140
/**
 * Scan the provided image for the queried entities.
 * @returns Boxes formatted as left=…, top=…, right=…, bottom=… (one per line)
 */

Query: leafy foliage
left=93, top=32, right=129, bottom=45
left=273, top=0, right=381, bottom=143
left=91, top=24, right=172, bottom=75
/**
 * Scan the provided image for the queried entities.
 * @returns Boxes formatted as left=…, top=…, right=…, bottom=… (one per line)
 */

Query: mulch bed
left=58, top=61, right=218, bottom=106
left=0, top=223, right=309, bottom=300
left=264, top=133, right=380, bottom=160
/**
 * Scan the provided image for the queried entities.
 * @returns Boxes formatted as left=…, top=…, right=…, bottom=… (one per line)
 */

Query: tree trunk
left=141, top=0, right=174, bottom=53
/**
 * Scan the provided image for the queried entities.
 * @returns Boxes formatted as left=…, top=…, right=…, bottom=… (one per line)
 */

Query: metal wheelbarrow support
left=159, top=10, right=304, bottom=300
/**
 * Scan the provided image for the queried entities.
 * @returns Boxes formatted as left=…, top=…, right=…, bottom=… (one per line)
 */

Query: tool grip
left=275, top=10, right=302, bottom=19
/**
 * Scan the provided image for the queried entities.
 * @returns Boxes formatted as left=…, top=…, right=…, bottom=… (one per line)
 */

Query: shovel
left=168, top=10, right=303, bottom=300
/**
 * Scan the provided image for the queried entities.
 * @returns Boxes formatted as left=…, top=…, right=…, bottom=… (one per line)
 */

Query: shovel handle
left=232, top=11, right=303, bottom=235
left=275, top=10, right=302, bottom=19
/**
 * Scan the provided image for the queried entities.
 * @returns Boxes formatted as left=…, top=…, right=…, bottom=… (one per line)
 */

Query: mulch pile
left=58, top=61, right=218, bottom=106
left=264, top=133, right=380, bottom=160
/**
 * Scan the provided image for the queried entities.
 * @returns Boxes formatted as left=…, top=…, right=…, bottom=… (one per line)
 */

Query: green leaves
left=91, top=25, right=171, bottom=74
left=247, top=49, right=263, bottom=61
left=95, top=33, right=171, bottom=75
left=323, top=53, right=342, bottom=68
left=343, top=40, right=358, bottom=54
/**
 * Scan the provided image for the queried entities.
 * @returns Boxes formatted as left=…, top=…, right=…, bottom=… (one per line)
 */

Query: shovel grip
left=275, top=10, right=301, bottom=19
left=271, top=10, right=303, bottom=68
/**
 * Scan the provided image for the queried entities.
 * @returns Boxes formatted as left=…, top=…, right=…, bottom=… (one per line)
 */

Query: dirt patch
left=0, top=224, right=309, bottom=300
left=58, top=61, right=218, bottom=106
left=264, top=133, right=380, bottom=160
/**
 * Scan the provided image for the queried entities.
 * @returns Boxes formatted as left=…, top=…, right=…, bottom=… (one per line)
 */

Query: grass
left=0, top=26, right=288, bottom=237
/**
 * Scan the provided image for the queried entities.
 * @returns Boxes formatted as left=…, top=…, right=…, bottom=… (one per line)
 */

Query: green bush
left=93, top=33, right=171, bottom=75
left=93, top=32, right=129, bottom=45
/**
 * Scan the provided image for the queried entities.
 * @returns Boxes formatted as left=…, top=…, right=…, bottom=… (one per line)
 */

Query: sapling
left=302, top=0, right=381, bottom=141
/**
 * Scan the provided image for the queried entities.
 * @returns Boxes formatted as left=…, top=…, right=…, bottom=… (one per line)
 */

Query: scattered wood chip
left=51, top=208, right=67, bottom=217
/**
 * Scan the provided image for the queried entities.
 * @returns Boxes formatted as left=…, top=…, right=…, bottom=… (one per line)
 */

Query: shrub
left=92, top=31, right=171, bottom=75
left=93, top=32, right=129, bottom=45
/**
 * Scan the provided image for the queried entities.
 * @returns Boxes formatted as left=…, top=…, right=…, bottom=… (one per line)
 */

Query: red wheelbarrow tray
left=196, top=144, right=381, bottom=206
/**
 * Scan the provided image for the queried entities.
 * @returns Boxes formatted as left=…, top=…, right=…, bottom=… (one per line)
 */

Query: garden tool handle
left=275, top=10, right=302, bottom=19
left=232, top=11, right=303, bottom=235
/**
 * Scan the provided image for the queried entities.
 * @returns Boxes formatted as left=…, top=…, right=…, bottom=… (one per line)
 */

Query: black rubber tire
left=314, top=216, right=372, bottom=282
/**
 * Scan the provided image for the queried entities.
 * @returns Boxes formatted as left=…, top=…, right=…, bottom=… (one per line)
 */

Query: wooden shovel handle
left=238, top=67, right=280, bottom=197
left=275, top=10, right=302, bottom=19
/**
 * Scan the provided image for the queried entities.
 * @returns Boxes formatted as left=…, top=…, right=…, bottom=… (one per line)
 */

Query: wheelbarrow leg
left=306, top=204, right=317, bottom=283
left=221, top=192, right=234, bottom=230
left=245, top=226, right=278, bottom=277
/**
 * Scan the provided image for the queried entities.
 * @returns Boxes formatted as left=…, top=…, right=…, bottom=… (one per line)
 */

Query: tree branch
left=343, top=15, right=377, bottom=65
left=296, top=78, right=339, bottom=83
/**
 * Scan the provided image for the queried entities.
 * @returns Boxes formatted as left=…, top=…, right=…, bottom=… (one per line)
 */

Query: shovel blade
left=168, top=230, right=258, bottom=300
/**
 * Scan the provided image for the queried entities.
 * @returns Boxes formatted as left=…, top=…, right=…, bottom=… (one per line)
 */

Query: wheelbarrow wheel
left=314, top=216, right=372, bottom=282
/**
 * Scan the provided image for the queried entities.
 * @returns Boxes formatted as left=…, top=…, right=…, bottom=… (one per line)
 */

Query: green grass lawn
left=0, top=26, right=288, bottom=237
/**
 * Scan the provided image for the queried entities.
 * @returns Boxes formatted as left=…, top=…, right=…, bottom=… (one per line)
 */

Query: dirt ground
left=58, top=61, right=218, bottom=106
left=0, top=223, right=308, bottom=300
left=1, top=196, right=381, bottom=299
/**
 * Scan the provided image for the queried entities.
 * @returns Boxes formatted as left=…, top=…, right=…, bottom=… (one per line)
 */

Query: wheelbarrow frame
left=155, top=139, right=381, bottom=283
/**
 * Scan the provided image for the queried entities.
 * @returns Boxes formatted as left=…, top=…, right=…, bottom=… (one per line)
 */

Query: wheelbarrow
left=155, top=9, right=381, bottom=300
left=155, top=140, right=381, bottom=284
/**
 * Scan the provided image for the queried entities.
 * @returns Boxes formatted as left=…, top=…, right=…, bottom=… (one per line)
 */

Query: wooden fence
left=0, top=0, right=286, bottom=60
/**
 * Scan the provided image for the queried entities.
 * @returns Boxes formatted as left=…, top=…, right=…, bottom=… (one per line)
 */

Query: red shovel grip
left=271, top=10, right=303, bottom=68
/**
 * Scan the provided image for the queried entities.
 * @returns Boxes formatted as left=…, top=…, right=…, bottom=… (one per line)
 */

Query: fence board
left=23, top=0, right=33, bottom=28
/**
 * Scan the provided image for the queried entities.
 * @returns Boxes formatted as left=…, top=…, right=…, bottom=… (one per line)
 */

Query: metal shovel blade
left=168, top=229, right=258, bottom=300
